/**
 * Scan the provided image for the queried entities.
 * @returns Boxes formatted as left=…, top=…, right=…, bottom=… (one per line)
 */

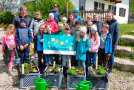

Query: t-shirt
left=100, top=34, right=107, bottom=49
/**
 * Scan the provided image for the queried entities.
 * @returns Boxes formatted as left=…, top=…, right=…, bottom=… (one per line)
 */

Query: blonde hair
left=45, top=24, right=51, bottom=28
left=93, top=14, right=100, bottom=18
left=6, top=24, right=16, bottom=35
left=89, top=31, right=98, bottom=41
left=35, top=11, right=42, bottom=18
left=76, top=33, right=87, bottom=42
left=87, top=21, right=93, bottom=26
left=64, top=24, right=70, bottom=30
left=103, top=24, right=109, bottom=30
left=36, top=24, right=45, bottom=36
left=87, top=14, right=92, bottom=20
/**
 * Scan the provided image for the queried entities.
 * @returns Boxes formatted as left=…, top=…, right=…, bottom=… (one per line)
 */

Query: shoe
left=108, top=67, right=113, bottom=73
left=35, top=53, right=38, bottom=58
left=9, top=70, right=14, bottom=76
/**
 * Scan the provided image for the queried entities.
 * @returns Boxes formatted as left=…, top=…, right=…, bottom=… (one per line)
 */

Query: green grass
left=120, top=24, right=134, bottom=37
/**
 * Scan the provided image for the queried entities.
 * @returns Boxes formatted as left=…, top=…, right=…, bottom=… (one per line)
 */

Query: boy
left=50, top=4, right=60, bottom=24
left=73, top=9, right=82, bottom=23
left=71, top=21, right=82, bottom=36
left=55, top=22, right=65, bottom=35
left=98, top=24, right=112, bottom=68
left=16, top=19, right=32, bottom=64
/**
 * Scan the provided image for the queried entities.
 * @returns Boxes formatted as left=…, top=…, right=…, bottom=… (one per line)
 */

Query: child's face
left=40, top=26, right=45, bottom=33
left=9, top=26, right=14, bottom=34
left=93, top=16, right=99, bottom=21
left=46, top=27, right=51, bottom=34
left=49, top=16, right=54, bottom=21
left=91, top=30, right=96, bottom=35
left=80, top=32, right=85, bottom=37
left=75, top=24, right=81, bottom=30
left=69, top=15, right=74, bottom=20
left=65, top=29, right=71, bottom=35
left=21, top=22, right=26, bottom=27
left=87, top=17, right=91, bottom=21
left=87, top=25, right=92, bottom=29
left=74, top=12, right=78, bottom=16
left=102, top=27, right=108, bottom=33
left=54, top=7, right=59, bottom=11
left=62, top=20, right=66, bottom=25
left=35, top=13, right=41, bottom=19
left=20, top=8, right=26, bottom=16
left=58, top=26, right=63, bottom=31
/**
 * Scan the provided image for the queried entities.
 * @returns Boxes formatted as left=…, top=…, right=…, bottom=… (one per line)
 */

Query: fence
left=128, top=12, right=134, bottom=23
left=79, top=10, right=110, bottom=21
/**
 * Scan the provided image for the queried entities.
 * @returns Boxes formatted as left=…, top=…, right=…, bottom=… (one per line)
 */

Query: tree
left=130, top=0, right=134, bottom=12
left=24, top=0, right=75, bottom=21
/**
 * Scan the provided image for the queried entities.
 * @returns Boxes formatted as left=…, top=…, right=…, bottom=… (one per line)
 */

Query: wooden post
left=22, top=64, right=24, bottom=74
left=69, top=59, right=71, bottom=69
left=53, top=61, right=56, bottom=69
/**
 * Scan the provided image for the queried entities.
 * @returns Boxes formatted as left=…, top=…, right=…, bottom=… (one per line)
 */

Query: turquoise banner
left=43, top=34, right=76, bottom=55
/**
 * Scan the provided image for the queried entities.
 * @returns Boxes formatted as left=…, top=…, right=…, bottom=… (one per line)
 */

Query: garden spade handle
left=69, top=59, right=71, bottom=69
left=96, top=58, right=98, bottom=70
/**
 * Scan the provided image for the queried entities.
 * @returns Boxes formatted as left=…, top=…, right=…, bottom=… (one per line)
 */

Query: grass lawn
left=120, top=24, right=134, bottom=37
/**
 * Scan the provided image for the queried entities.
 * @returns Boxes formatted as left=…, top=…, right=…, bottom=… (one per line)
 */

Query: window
left=79, top=0, right=85, bottom=10
left=108, top=5, right=116, bottom=15
left=94, top=1, right=105, bottom=10
left=119, top=8, right=126, bottom=17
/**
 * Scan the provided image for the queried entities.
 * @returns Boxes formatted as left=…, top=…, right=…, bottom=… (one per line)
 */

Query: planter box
left=67, top=74, right=86, bottom=89
left=42, top=66, right=63, bottom=88
left=19, top=63, right=40, bottom=88
left=86, top=67, right=108, bottom=89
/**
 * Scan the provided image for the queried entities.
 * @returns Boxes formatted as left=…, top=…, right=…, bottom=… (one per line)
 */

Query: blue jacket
left=76, top=37, right=90, bottom=61
left=106, top=19, right=120, bottom=46
left=16, top=27, right=32, bottom=46
left=50, top=9, right=60, bottom=24
left=100, top=32, right=112, bottom=54
left=74, top=15, right=82, bottom=23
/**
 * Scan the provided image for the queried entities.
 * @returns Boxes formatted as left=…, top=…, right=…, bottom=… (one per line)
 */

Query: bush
left=25, top=0, right=75, bottom=21
left=0, top=11, right=14, bottom=24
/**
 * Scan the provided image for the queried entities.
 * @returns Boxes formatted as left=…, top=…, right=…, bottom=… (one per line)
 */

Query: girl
left=2, top=24, right=17, bottom=75
left=84, top=14, right=92, bottom=26
left=67, top=13, right=76, bottom=30
left=87, top=25, right=100, bottom=69
left=76, top=27, right=90, bottom=70
left=30, top=11, right=44, bottom=59
left=61, top=17, right=68, bottom=27
left=36, top=24, right=46, bottom=73
left=86, top=21, right=93, bottom=36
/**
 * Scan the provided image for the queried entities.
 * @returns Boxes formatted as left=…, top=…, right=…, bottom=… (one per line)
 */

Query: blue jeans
left=37, top=51, right=45, bottom=67
left=44, top=54, right=53, bottom=65
left=109, top=46, right=116, bottom=68
left=20, top=46, right=30, bottom=64
left=87, top=52, right=97, bottom=68
left=34, top=36, right=37, bottom=52
left=78, top=60, right=86, bottom=70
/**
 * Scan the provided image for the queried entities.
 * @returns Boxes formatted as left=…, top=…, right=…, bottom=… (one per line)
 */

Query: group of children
left=2, top=8, right=112, bottom=76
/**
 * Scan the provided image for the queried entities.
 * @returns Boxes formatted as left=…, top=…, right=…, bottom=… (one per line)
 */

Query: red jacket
left=45, top=20, right=58, bottom=33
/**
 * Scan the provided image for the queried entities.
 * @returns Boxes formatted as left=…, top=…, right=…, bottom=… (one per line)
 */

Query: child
left=98, top=24, right=112, bottom=68
left=2, top=24, right=17, bottom=75
left=30, top=11, right=44, bottom=59
left=36, top=24, right=46, bottom=73
left=73, top=9, right=82, bottom=23
left=55, top=22, right=65, bottom=35
left=76, top=26, right=90, bottom=70
left=45, top=13, right=58, bottom=34
left=61, top=17, right=68, bottom=27
left=41, top=24, right=53, bottom=65
left=84, top=14, right=92, bottom=26
left=71, top=21, right=82, bottom=36
left=92, top=14, right=104, bottom=35
left=16, top=19, right=32, bottom=64
left=86, top=21, right=93, bottom=36
left=87, top=25, right=100, bottom=69
left=67, top=13, right=76, bottom=30
left=50, top=4, right=60, bottom=24
left=62, top=25, right=71, bottom=77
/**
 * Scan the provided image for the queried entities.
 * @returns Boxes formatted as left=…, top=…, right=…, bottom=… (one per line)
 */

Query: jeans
left=34, top=36, right=37, bottom=52
left=78, top=60, right=86, bottom=70
left=37, top=51, right=45, bottom=68
left=109, top=46, right=116, bottom=68
left=20, top=46, right=30, bottom=64
left=62, top=55, right=71, bottom=67
left=44, top=54, right=53, bottom=65
left=87, top=52, right=97, bottom=68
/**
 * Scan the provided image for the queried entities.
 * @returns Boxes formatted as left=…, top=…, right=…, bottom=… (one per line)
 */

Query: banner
left=43, top=34, right=76, bottom=55
left=37, top=36, right=43, bottom=51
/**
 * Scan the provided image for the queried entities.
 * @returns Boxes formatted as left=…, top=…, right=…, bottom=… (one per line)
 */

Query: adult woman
left=106, top=12, right=120, bottom=73
left=67, top=13, right=76, bottom=30
left=12, top=6, right=31, bottom=28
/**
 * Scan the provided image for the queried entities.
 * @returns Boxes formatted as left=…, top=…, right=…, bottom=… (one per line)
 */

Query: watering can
left=33, top=78, right=52, bottom=90
left=72, top=81, right=92, bottom=90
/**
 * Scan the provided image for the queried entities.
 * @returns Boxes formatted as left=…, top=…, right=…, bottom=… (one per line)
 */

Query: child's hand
left=32, top=36, right=34, bottom=39
left=20, top=45, right=24, bottom=50
left=40, top=39, right=44, bottom=42
left=24, top=44, right=29, bottom=49
left=107, top=53, right=111, bottom=57
left=73, top=54, right=76, bottom=56
left=88, top=49, right=92, bottom=52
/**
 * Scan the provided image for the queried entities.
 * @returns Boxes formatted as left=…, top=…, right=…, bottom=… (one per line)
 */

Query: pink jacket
left=2, top=34, right=17, bottom=54
left=89, top=35, right=100, bottom=53
left=45, top=20, right=58, bottom=33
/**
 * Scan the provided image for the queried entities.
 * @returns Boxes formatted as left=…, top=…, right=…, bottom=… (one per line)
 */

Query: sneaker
left=108, top=67, right=113, bottom=73
left=9, top=70, right=14, bottom=76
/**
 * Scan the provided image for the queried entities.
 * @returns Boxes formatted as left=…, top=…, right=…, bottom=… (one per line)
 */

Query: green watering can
left=72, top=81, right=92, bottom=90
left=33, top=78, right=52, bottom=90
